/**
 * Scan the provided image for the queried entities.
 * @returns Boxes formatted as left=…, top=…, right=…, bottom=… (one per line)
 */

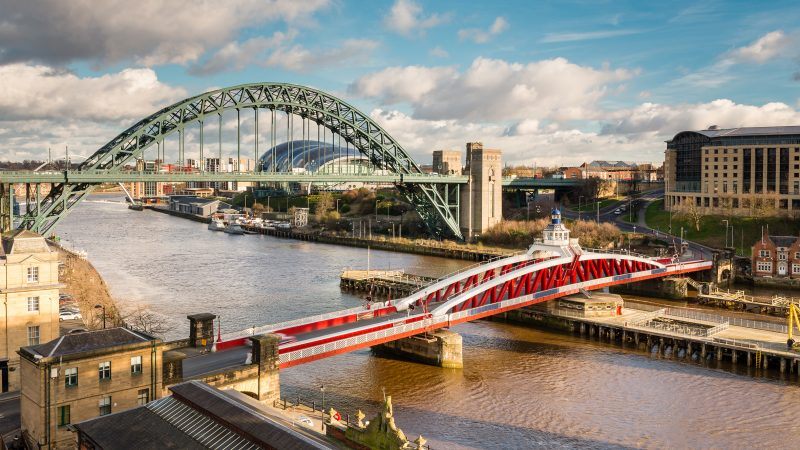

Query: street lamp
left=722, top=219, right=729, bottom=248
left=320, top=384, right=326, bottom=430
left=336, top=198, right=340, bottom=213
left=578, top=196, right=584, bottom=221
left=94, top=304, right=106, bottom=329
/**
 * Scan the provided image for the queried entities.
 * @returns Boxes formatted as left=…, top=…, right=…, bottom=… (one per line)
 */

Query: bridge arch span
left=20, top=83, right=461, bottom=238
left=422, top=252, right=665, bottom=316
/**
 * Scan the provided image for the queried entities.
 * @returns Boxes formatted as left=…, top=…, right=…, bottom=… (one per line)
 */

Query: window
left=137, top=388, right=149, bottom=406
left=99, top=361, right=111, bottom=381
left=27, top=266, right=39, bottom=283
left=65, top=367, right=78, bottom=387
left=757, top=262, right=772, bottom=272
left=795, top=252, right=800, bottom=260
left=57, top=405, right=70, bottom=427
left=27, top=296, right=39, bottom=312
left=99, top=396, right=111, bottom=416
left=131, top=356, right=142, bottom=374
left=759, top=249, right=771, bottom=258
left=27, top=326, right=39, bottom=346
left=779, top=252, right=787, bottom=261
left=793, top=264, right=800, bottom=274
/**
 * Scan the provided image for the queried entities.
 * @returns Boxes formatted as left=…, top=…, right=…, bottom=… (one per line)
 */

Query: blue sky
left=1, top=0, right=799, bottom=166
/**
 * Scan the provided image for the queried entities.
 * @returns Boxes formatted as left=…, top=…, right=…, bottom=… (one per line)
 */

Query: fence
left=623, top=300, right=789, bottom=334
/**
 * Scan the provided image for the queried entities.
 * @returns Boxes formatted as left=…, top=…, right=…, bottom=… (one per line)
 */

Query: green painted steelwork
left=13, top=83, right=466, bottom=237
left=0, top=170, right=580, bottom=188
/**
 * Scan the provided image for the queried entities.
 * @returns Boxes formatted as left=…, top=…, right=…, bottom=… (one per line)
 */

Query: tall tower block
left=460, top=143, right=502, bottom=239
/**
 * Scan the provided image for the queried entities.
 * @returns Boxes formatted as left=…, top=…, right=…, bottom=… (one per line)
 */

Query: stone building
left=432, top=150, right=463, bottom=175
left=0, top=231, right=61, bottom=392
left=18, top=328, right=163, bottom=449
left=751, top=233, right=800, bottom=278
left=460, top=142, right=502, bottom=239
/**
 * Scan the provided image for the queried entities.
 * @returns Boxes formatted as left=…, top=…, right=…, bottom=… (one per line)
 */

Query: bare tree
left=677, top=200, right=704, bottom=232
left=314, top=192, right=335, bottom=222
left=121, top=305, right=169, bottom=337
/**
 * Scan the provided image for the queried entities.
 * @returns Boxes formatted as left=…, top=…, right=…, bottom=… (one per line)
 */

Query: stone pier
left=375, top=329, right=463, bottom=368
left=250, top=334, right=281, bottom=402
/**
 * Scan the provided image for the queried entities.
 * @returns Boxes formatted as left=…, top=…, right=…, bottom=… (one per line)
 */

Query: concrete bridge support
left=374, top=329, right=463, bottom=369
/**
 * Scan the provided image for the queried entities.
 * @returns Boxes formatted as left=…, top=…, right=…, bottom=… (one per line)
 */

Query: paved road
left=0, top=393, right=20, bottom=436
left=182, top=346, right=251, bottom=378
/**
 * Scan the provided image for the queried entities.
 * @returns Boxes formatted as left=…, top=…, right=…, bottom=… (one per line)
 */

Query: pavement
left=0, top=392, right=20, bottom=437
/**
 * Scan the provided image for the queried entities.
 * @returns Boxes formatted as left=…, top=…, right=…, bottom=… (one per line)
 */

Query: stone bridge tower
left=460, top=142, right=502, bottom=240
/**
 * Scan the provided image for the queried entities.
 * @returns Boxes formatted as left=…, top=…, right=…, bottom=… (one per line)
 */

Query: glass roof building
left=259, top=140, right=368, bottom=173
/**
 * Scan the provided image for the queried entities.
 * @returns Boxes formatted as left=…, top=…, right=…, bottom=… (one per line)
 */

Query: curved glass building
left=259, top=140, right=370, bottom=174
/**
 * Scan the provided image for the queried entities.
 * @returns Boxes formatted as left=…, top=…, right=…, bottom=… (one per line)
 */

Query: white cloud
left=264, top=39, right=379, bottom=72
left=726, top=30, right=794, bottom=64
left=188, top=31, right=297, bottom=75
left=539, top=29, right=642, bottom=44
left=384, top=0, right=446, bottom=37
left=671, top=30, right=798, bottom=88
left=370, top=108, right=651, bottom=167
left=429, top=46, right=449, bottom=58
left=0, top=64, right=185, bottom=121
left=458, top=17, right=509, bottom=44
left=0, top=0, right=331, bottom=67
left=603, top=99, right=800, bottom=137
left=350, top=57, right=633, bottom=122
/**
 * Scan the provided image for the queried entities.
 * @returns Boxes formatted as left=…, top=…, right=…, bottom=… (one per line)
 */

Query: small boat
left=224, top=222, right=245, bottom=235
left=128, top=204, right=144, bottom=211
left=208, top=219, right=226, bottom=231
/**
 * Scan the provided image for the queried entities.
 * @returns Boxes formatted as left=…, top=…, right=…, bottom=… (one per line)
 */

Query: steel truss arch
left=426, top=252, right=663, bottom=316
left=19, top=83, right=462, bottom=238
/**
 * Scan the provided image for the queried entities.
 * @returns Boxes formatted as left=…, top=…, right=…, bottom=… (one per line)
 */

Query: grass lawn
left=571, top=198, right=623, bottom=212
left=643, top=200, right=800, bottom=256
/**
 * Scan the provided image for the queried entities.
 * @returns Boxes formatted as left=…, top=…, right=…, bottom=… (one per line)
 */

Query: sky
left=0, top=0, right=799, bottom=167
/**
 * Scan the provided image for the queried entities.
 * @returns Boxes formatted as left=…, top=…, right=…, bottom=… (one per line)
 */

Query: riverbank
left=52, top=242, right=120, bottom=329
left=141, top=205, right=509, bottom=261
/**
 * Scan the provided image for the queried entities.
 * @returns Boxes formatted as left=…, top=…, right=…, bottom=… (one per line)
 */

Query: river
left=57, top=195, right=800, bottom=449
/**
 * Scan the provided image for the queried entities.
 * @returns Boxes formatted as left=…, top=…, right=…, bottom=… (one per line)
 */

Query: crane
left=787, top=302, right=800, bottom=350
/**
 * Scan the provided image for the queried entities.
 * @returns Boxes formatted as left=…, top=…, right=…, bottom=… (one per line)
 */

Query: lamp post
left=578, top=195, right=584, bottom=221
left=336, top=198, right=340, bottom=213
left=722, top=219, right=729, bottom=248
left=596, top=200, right=600, bottom=223
left=320, top=384, right=326, bottom=430
left=94, top=304, right=106, bottom=329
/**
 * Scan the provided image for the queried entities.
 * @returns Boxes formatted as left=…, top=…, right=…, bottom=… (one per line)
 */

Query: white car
left=295, top=415, right=314, bottom=427
left=614, top=209, right=622, bottom=215
left=59, top=310, right=82, bottom=321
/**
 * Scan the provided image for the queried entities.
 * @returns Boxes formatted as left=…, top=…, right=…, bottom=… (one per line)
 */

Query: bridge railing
left=624, top=300, right=788, bottom=334
left=219, top=302, right=386, bottom=343
left=279, top=316, right=440, bottom=365
left=581, top=247, right=658, bottom=261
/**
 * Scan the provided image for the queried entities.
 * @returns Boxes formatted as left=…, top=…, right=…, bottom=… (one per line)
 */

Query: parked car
left=614, top=209, right=622, bottom=215
left=59, top=310, right=82, bottom=321
left=296, top=415, right=314, bottom=427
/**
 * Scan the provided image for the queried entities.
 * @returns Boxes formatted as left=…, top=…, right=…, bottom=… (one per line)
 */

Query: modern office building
left=664, top=126, right=800, bottom=216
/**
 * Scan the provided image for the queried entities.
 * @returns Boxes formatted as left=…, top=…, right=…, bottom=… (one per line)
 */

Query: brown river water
left=57, top=196, right=800, bottom=449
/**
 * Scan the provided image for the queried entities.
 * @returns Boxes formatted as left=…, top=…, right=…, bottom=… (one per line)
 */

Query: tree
left=677, top=200, right=703, bottom=232
left=122, top=305, right=168, bottom=336
left=314, top=192, right=335, bottom=222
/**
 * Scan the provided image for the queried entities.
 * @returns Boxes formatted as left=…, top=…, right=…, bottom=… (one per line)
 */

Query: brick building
left=751, top=233, right=800, bottom=278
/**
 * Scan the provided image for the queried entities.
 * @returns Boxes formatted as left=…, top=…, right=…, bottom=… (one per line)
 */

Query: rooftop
left=1, top=229, right=51, bottom=256
left=695, top=126, right=800, bottom=138
left=72, top=381, right=333, bottom=450
left=21, top=327, right=158, bottom=360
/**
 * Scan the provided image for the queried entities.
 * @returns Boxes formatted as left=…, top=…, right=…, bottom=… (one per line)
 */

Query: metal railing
left=624, top=300, right=789, bottom=334
left=219, top=302, right=387, bottom=342
left=279, top=317, right=440, bottom=364
left=711, top=337, right=760, bottom=350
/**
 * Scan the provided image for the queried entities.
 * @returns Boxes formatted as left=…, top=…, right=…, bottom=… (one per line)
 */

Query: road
left=563, top=188, right=713, bottom=261
left=0, top=393, right=20, bottom=437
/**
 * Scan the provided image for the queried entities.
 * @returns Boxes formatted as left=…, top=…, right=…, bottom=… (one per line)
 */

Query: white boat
left=208, top=219, right=226, bottom=231
left=224, top=222, right=245, bottom=235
